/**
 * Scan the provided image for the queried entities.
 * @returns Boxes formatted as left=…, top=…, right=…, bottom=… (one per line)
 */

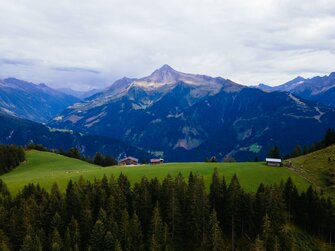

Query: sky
left=1, top=0, right=335, bottom=90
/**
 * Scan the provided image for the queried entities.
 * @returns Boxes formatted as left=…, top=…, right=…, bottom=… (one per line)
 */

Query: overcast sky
left=1, top=0, right=335, bottom=90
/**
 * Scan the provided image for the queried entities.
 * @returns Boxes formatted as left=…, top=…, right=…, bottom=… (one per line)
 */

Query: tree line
left=0, top=170, right=333, bottom=250
left=0, top=145, right=25, bottom=175
left=26, top=144, right=118, bottom=167
left=267, top=128, right=335, bottom=160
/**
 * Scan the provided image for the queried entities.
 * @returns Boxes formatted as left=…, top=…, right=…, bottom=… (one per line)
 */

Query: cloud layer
left=1, top=0, right=335, bottom=90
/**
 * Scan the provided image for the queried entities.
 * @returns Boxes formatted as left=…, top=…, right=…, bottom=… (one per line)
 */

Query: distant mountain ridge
left=58, top=87, right=101, bottom=100
left=257, top=72, right=335, bottom=107
left=0, top=78, right=80, bottom=122
left=50, top=65, right=335, bottom=161
left=0, top=112, right=151, bottom=160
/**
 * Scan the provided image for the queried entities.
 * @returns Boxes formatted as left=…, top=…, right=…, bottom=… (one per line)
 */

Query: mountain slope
left=0, top=78, right=80, bottom=122
left=258, top=73, right=335, bottom=108
left=0, top=112, right=151, bottom=160
left=50, top=65, right=335, bottom=161
left=285, top=144, right=335, bottom=200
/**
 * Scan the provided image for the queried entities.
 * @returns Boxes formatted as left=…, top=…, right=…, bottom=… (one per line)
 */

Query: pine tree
left=0, top=241, right=10, bottom=251
left=324, top=128, right=335, bottom=147
left=66, top=148, right=81, bottom=159
left=79, top=209, right=93, bottom=249
left=68, top=217, right=80, bottom=249
left=261, top=214, right=274, bottom=251
left=90, top=220, right=106, bottom=251
left=114, top=239, right=122, bottom=251
left=0, top=230, right=10, bottom=251
left=50, top=229, right=62, bottom=251
left=209, top=169, right=224, bottom=223
left=209, top=156, right=218, bottom=162
left=64, top=228, right=71, bottom=251
left=132, top=177, right=152, bottom=235
left=119, top=208, right=130, bottom=250
left=292, top=145, right=302, bottom=157
left=129, top=213, right=145, bottom=251
left=150, top=205, right=166, bottom=251
left=20, top=234, right=34, bottom=251
left=208, top=210, right=225, bottom=251
left=279, top=225, right=294, bottom=251
left=225, top=174, right=242, bottom=251
left=93, top=152, right=103, bottom=166
left=104, top=231, right=115, bottom=251
left=33, top=235, right=43, bottom=251
left=50, top=212, right=63, bottom=234
left=251, top=236, right=265, bottom=251
left=267, top=146, right=281, bottom=158
left=118, top=173, right=133, bottom=213
left=185, top=174, right=209, bottom=250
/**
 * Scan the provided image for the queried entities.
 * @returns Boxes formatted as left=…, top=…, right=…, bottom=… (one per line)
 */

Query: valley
left=2, top=2, right=335, bottom=249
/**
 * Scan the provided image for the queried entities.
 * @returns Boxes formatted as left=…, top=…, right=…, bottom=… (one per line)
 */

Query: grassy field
left=0, top=150, right=310, bottom=194
left=286, top=144, right=335, bottom=199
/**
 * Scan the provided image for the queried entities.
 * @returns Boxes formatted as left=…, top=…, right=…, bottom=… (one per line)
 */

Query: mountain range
left=0, top=78, right=80, bottom=122
left=258, top=72, right=335, bottom=108
left=49, top=65, right=335, bottom=161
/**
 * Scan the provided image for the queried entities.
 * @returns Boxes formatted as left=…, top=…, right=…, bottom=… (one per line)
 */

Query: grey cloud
left=52, top=67, right=100, bottom=74
left=0, top=0, right=335, bottom=88
left=0, top=58, right=35, bottom=66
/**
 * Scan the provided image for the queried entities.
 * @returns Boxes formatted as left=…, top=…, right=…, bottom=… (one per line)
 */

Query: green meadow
left=0, top=150, right=310, bottom=194
left=286, top=144, right=335, bottom=199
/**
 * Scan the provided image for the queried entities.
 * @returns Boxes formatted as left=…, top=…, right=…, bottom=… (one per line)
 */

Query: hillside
left=0, top=77, right=80, bottom=122
left=0, top=112, right=151, bottom=161
left=0, top=150, right=310, bottom=194
left=286, top=144, right=335, bottom=199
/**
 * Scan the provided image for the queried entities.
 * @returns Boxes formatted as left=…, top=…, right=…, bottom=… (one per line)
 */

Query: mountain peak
left=38, top=83, right=48, bottom=88
left=158, top=64, right=175, bottom=71
left=144, top=64, right=180, bottom=84
left=151, top=64, right=178, bottom=75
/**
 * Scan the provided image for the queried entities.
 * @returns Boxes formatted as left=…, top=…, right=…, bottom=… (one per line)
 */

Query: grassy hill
left=0, top=150, right=310, bottom=194
left=286, top=144, right=335, bottom=199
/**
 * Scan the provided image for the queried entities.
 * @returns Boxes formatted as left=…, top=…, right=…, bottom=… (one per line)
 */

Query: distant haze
left=0, top=0, right=335, bottom=90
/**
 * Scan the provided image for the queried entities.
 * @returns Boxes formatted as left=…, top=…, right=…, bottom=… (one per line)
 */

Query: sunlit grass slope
left=286, top=144, right=335, bottom=199
left=0, top=150, right=310, bottom=194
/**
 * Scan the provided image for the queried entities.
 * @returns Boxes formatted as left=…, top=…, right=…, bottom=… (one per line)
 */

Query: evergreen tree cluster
left=0, top=171, right=333, bottom=250
left=26, top=143, right=47, bottom=152
left=0, top=145, right=25, bottom=174
left=93, top=152, right=118, bottom=167
left=286, top=128, right=335, bottom=159
left=56, top=148, right=118, bottom=167
left=26, top=144, right=118, bottom=168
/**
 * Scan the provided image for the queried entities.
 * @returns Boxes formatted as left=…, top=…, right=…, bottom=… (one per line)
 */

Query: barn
left=118, top=156, right=139, bottom=166
left=265, top=158, right=282, bottom=167
left=150, top=158, right=164, bottom=165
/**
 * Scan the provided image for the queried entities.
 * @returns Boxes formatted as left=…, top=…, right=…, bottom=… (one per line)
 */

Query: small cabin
left=150, top=158, right=164, bottom=165
left=118, top=156, right=139, bottom=166
left=266, top=158, right=282, bottom=167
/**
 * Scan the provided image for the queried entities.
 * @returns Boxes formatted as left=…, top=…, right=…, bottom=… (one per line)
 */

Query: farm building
left=150, top=158, right=164, bottom=164
left=265, top=158, right=282, bottom=167
left=118, top=156, right=139, bottom=166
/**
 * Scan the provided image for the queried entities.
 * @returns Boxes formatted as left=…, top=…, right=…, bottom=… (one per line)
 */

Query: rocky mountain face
left=0, top=112, right=151, bottom=160
left=49, top=65, right=335, bottom=161
left=0, top=78, right=80, bottom=122
left=258, top=73, right=335, bottom=108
